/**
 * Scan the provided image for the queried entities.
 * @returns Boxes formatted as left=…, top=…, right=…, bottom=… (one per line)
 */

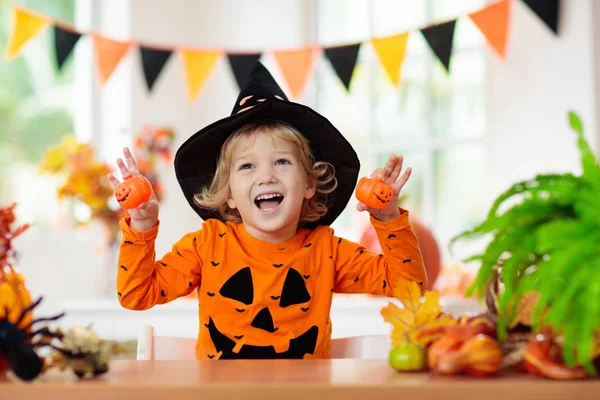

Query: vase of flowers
left=0, top=202, right=34, bottom=376
left=39, top=126, right=175, bottom=298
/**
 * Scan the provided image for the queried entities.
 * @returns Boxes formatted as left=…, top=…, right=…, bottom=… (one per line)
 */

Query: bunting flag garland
left=180, top=49, right=221, bottom=102
left=371, top=32, right=409, bottom=87
left=2, top=1, right=554, bottom=100
left=521, top=0, right=560, bottom=35
left=228, top=53, right=262, bottom=89
left=140, top=46, right=173, bottom=91
left=273, top=47, right=319, bottom=99
left=420, top=20, right=456, bottom=73
left=91, top=32, right=133, bottom=86
left=54, top=25, right=82, bottom=69
left=324, top=43, right=361, bottom=91
left=5, top=7, right=50, bottom=59
left=469, top=0, right=511, bottom=60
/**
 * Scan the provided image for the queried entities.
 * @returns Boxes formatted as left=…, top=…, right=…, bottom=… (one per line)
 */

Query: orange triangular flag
left=180, top=49, right=221, bottom=102
left=92, top=32, right=133, bottom=86
left=5, top=7, right=50, bottom=59
left=273, top=47, right=318, bottom=99
left=469, top=0, right=511, bottom=59
left=371, top=32, right=409, bottom=87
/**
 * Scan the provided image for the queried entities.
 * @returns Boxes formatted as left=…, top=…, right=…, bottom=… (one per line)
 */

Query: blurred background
left=1, top=0, right=598, bottom=344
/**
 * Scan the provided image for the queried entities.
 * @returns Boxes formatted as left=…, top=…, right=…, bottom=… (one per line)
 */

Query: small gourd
left=355, top=177, right=393, bottom=209
left=114, top=175, right=152, bottom=209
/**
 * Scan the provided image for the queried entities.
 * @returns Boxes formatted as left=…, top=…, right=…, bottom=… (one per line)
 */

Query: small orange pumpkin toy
left=355, top=177, right=393, bottom=209
left=115, top=175, right=152, bottom=209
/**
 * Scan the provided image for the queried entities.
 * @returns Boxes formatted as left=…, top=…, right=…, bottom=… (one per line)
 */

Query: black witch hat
left=174, top=61, right=360, bottom=227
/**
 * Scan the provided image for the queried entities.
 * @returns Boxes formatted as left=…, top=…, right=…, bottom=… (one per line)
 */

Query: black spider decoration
left=0, top=296, right=65, bottom=381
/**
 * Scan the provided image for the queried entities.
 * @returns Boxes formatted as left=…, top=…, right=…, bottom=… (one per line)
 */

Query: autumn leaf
left=509, top=291, right=540, bottom=328
left=38, top=146, right=68, bottom=173
left=381, top=278, right=456, bottom=346
left=35, top=128, right=174, bottom=248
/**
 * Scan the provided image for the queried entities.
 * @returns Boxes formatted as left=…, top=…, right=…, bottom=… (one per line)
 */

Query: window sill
left=56, top=295, right=484, bottom=341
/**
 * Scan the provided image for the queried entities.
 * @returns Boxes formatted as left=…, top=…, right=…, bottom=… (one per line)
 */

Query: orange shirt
left=116, top=208, right=426, bottom=360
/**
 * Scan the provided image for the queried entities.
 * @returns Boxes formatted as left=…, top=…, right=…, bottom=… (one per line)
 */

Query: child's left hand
left=356, top=154, right=412, bottom=222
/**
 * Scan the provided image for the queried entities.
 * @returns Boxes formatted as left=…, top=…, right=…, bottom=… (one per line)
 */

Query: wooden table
left=1, top=359, right=598, bottom=400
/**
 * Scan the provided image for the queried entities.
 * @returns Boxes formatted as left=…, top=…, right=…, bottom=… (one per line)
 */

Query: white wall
left=485, top=0, right=598, bottom=204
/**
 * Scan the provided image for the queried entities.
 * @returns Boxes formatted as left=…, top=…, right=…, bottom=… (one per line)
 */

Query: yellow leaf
left=60, top=134, right=80, bottom=153
left=414, top=290, right=443, bottom=326
left=39, top=147, right=67, bottom=173
left=380, top=278, right=451, bottom=346
left=393, top=275, right=423, bottom=313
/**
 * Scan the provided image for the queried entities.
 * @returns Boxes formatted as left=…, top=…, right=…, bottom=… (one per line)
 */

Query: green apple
left=389, top=343, right=427, bottom=372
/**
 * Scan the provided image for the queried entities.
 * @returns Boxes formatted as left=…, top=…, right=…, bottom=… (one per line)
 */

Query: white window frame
left=314, top=0, right=488, bottom=255
left=73, top=0, right=133, bottom=159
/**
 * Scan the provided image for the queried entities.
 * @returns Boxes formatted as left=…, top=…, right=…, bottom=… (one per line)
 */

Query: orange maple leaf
left=381, top=278, right=455, bottom=346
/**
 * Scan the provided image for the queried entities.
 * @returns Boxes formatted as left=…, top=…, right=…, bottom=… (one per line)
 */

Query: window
left=316, top=0, right=488, bottom=271
left=0, top=0, right=76, bottom=229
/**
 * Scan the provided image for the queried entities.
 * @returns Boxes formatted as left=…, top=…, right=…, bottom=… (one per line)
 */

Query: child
left=107, top=62, right=427, bottom=360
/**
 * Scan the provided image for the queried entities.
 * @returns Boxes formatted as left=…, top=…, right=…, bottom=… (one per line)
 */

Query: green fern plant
left=450, top=111, right=600, bottom=373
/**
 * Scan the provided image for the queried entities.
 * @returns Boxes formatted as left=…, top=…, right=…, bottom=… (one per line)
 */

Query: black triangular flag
left=421, top=20, right=456, bottom=73
left=140, top=46, right=173, bottom=92
left=323, top=43, right=361, bottom=91
left=227, top=53, right=262, bottom=89
left=53, top=25, right=82, bottom=70
left=522, top=0, right=560, bottom=35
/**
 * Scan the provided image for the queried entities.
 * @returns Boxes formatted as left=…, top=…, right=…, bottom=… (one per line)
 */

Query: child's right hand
left=107, top=147, right=159, bottom=232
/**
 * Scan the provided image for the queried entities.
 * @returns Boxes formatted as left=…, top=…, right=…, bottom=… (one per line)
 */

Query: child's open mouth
left=254, top=193, right=284, bottom=212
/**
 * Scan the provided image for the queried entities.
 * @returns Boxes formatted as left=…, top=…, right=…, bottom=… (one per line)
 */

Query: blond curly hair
left=193, top=121, right=337, bottom=225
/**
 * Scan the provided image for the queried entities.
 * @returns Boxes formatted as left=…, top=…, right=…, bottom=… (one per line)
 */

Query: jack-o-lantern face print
left=115, top=184, right=132, bottom=203
left=114, top=175, right=152, bottom=209
left=206, top=266, right=318, bottom=359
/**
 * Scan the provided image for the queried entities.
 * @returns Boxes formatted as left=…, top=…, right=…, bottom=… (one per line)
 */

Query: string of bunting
left=3, top=0, right=558, bottom=102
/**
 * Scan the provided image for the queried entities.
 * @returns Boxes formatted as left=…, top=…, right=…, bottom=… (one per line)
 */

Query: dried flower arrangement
left=38, top=126, right=175, bottom=246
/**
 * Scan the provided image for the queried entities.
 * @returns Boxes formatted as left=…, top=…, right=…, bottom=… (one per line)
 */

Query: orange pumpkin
left=523, top=338, right=589, bottom=379
left=115, top=175, right=152, bottom=209
left=434, top=334, right=504, bottom=377
left=355, top=177, right=393, bottom=209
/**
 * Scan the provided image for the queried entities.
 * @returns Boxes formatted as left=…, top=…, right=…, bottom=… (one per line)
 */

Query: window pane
left=373, top=0, right=427, bottom=34
left=373, top=58, right=429, bottom=139
left=433, top=143, right=487, bottom=259
left=430, top=0, right=486, bottom=51
left=431, top=51, right=486, bottom=138
left=317, top=0, right=370, bottom=45
left=316, top=54, right=370, bottom=145
left=0, top=1, right=76, bottom=226
left=317, top=0, right=489, bottom=271
left=431, top=0, right=485, bottom=22
left=453, top=12, right=487, bottom=50
left=372, top=0, right=428, bottom=56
